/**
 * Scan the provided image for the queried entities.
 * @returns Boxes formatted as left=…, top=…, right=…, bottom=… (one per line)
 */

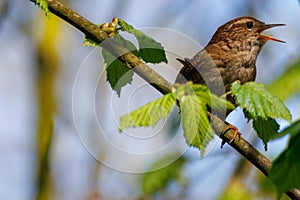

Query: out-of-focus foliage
left=266, top=58, right=300, bottom=196
left=35, top=16, right=61, bottom=200
left=142, top=154, right=186, bottom=196
left=218, top=179, right=252, bottom=200
left=268, top=59, right=300, bottom=101
left=269, top=124, right=300, bottom=197
left=273, top=119, right=300, bottom=140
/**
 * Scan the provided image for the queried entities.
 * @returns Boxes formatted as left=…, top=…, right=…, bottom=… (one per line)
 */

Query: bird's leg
left=227, top=124, right=241, bottom=143
left=221, top=123, right=241, bottom=148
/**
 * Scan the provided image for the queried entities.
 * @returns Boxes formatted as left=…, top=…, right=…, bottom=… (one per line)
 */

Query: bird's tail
left=176, top=58, right=187, bottom=65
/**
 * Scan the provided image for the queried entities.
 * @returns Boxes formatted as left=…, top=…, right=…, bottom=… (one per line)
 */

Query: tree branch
left=35, top=0, right=172, bottom=94
left=30, top=0, right=300, bottom=199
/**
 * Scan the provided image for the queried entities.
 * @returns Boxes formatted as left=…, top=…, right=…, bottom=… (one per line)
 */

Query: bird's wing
left=175, top=50, right=225, bottom=96
left=175, top=58, right=197, bottom=84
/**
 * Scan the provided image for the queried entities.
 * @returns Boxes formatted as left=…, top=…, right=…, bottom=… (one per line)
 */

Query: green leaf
left=142, top=154, right=185, bottom=195
left=102, top=48, right=133, bottom=96
left=119, top=93, right=176, bottom=131
left=173, top=82, right=231, bottom=155
left=231, top=81, right=291, bottom=146
left=82, top=24, right=100, bottom=47
left=117, top=18, right=134, bottom=31
left=34, top=0, right=50, bottom=16
left=118, top=19, right=168, bottom=64
left=267, top=59, right=300, bottom=101
left=180, top=94, right=214, bottom=155
left=102, top=35, right=139, bottom=96
left=192, top=84, right=235, bottom=110
left=231, top=81, right=292, bottom=122
left=252, top=117, right=280, bottom=150
left=269, top=133, right=300, bottom=197
left=132, top=29, right=168, bottom=64
left=82, top=37, right=99, bottom=47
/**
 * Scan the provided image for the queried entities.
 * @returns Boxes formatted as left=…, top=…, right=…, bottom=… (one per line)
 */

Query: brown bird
left=175, top=16, right=285, bottom=142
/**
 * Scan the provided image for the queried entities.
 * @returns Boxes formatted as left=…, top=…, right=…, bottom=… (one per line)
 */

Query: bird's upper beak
left=259, top=23, right=286, bottom=43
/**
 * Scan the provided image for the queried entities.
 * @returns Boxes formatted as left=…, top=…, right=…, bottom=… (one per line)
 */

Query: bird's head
left=205, top=16, right=285, bottom=67
left=208, top=16, right=285, bottom=51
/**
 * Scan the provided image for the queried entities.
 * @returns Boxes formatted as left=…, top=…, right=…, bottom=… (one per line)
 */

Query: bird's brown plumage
left=175, top=16, right=285, bottom=98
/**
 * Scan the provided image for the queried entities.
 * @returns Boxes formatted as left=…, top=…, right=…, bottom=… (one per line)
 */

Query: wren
left=175, top=16, right=285, bottom=143
left=175, top=16, right=285, bottom=97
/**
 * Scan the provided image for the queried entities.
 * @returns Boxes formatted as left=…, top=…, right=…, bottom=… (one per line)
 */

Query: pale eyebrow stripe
left=227, top=19, right=249, bottom=29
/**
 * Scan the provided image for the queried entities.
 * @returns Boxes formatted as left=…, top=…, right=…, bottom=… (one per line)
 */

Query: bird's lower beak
left=259, top=23, right=286, bottom=43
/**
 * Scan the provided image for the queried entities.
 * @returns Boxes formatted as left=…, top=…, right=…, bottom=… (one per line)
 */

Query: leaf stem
left=220, top=90, right=232, bottom=99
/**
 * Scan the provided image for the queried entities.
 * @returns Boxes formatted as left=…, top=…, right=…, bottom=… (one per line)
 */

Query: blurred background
left=0, top=0, right=300, bottom=199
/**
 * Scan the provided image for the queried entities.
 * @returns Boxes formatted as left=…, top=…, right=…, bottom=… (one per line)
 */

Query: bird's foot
left=227, top=124, right=241, bottom=143
left=221, top=123, right=241, bottom=148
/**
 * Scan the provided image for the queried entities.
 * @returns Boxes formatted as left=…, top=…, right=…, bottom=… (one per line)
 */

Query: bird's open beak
left=259, top=23, right=286, bottom=43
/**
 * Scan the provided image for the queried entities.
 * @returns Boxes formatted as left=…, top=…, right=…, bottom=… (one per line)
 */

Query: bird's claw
left=227, top=124, right=241, bottom=143
left=221, top=124, right=241, bottom=148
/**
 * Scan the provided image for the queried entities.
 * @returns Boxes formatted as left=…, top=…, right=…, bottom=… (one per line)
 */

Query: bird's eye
left=246, top=22, right=253, bottom=29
